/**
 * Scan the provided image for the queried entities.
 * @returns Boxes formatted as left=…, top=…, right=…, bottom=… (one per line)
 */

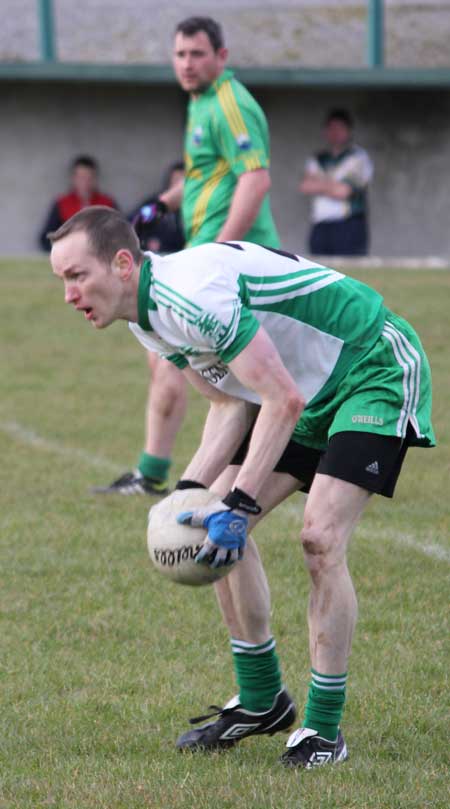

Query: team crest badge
left=236, top=133, right=252, bottom=150
left=192, top=126, right=203, bottom=146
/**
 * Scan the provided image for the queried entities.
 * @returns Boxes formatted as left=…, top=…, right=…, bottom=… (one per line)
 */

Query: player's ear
left=112, top=249, right=134, bottom=280
left=217, top=47, right=228, bottom=67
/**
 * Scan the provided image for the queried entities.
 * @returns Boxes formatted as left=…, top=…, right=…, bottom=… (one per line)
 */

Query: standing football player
left=95, top=16, right=279, bottom=496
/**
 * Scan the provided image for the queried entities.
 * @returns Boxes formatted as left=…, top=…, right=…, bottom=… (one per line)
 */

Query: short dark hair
left=175, top=16, right=224, bottom=51
left=71, top=155, right=99, bottom=172
left=325, top=109, right=354, bottom=128
left=47, top=206, right=142, bottom=264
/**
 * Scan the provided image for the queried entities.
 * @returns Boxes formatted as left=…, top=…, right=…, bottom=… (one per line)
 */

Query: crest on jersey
left=192, top=126, right=203, bottom=146
left=196, top=312, right=227, bottom=341
left=236, top=133, right=252, bottom=150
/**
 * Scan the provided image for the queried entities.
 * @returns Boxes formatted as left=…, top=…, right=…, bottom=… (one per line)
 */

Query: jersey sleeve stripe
left=164, top=353, right=189, bottom=369
left=219, top=308, right=260, bottom=364
left=248, top=273, right=345, bottom=305
left=244, top=154, right=262, bottom=171
left=154, top=279, right=202, bottom=313
left=244, top=269, right=334, bottom=291
left=153, top=292, right=198, bottom=325
left=217, top=82, right=247, bottom=138
left=218, top=84, right=264, bottom=172
left=213, top=300, right=241, bottom=350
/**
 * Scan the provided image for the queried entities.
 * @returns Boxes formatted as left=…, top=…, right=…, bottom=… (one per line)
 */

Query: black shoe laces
left=112, top=472, right=135, bottom=486
left=189, top=705, right=226, bottom=725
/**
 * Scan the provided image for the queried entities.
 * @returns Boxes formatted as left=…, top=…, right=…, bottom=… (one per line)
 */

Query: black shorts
left=230, top=424, right=413, bottom=498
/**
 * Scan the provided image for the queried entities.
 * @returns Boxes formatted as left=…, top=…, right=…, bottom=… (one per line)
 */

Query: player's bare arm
left=299, top=174, right=351, bottom=200
left=181, top=365, right=257, bottom=487
left=215, top=169, right=271, bottom=242
left=176, top=326, right=304, bottom=568
left=159, top=177, right=184, bottom=212
left=226, top=327, right=304, bottom=499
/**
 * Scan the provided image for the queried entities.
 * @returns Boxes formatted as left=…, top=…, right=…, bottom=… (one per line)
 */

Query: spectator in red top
left=39, top=155, right=118, bottom=251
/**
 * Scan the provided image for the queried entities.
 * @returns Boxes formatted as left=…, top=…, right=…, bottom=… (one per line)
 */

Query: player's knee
left=300, top=519, right=343, bottom=577
left=152, top=366, right=186, bottom=412
left=155, top=385, right=184, bottom=418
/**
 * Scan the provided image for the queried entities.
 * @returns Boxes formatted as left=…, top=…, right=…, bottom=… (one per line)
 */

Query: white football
left=147, top=488, right=237, bottom=586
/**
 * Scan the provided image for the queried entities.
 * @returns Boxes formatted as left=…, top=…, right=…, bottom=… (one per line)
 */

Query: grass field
left=1, top=259, right=449, bottom=809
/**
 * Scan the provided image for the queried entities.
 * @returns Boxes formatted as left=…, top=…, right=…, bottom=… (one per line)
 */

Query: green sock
left=231, top=637, right=282, bottom=712
left=138, top=452, right=171, bottom=482
left=302, top=669, right=347, bottom=742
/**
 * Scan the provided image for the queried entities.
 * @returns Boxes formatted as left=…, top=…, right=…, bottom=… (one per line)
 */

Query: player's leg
left=211, top=464, right=299, bottom=643
left=283, top=315, right=435, bottom=767
left=281, top=420, right=419, bottom=768
left=92, top=352, right=187, bottom=495
left=176, top=467, right=300, bottom=750
left=280, top=472, right=369, bottom=769
left=141, top=352, right=187, bottom=483
left=302, top=474, right=369, bottom=673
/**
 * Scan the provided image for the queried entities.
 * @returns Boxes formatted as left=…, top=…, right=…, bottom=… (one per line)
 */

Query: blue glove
left=177, top=488, right=261, bottom=569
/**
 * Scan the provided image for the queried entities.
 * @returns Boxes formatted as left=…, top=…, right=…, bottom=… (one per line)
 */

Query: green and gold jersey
left=182, top=69, right=279, bottom=248
left=129, top=242, right=434, bottom=449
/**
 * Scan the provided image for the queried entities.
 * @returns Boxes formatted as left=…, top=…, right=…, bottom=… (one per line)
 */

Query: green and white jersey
left=129, top=242, right=387, bottom=438
left=306, top=144, right=373, bottom=223
left=182, top=69, right=279, bottom=248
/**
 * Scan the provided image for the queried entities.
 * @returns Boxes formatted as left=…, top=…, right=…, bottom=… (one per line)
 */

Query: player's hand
left=178, top=502, right=248, bottom=568
left=177, top=488, right=261, bottom=569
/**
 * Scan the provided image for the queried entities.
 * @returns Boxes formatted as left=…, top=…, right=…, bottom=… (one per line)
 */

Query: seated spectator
left=128, top=160, right=185, bottom=254
left=299, top=109, right=373, bottom=256
left=39, top=155, right=118, bottom=251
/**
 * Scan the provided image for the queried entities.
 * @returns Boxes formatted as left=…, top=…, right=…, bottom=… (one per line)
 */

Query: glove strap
left=175, top=479, right=207, bottom=490
left=222, top=487, right=262, bottom=515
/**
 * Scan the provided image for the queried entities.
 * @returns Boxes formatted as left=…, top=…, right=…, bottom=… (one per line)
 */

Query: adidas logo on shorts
left=365, top=460, right=380, bottom=474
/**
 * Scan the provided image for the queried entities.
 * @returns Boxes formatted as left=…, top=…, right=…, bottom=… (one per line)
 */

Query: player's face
left=72, top=166, right=97, bottom=199
left=51, top=231, right=125, bottom=329
left=324, top=119, right=352, bottom=151
left=173, top=31, right=227, bottom=94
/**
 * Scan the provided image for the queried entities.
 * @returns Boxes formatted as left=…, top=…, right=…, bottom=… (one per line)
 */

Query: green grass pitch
left=1, top=260, right=449, bottom=808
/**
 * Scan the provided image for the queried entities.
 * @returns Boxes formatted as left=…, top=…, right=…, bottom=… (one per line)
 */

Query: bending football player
left=50, top=207, right=435, bottom=769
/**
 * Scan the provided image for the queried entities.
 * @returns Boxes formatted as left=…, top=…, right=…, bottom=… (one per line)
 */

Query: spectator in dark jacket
left=128, top=161, right=185, bottom=254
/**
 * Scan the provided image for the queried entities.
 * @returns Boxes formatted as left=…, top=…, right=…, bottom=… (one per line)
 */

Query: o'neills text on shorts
left=351, top=415, right=384, bottom=426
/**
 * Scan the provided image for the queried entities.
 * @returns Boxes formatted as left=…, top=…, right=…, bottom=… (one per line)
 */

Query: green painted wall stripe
left=1, top=62, right=450, bottom=88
